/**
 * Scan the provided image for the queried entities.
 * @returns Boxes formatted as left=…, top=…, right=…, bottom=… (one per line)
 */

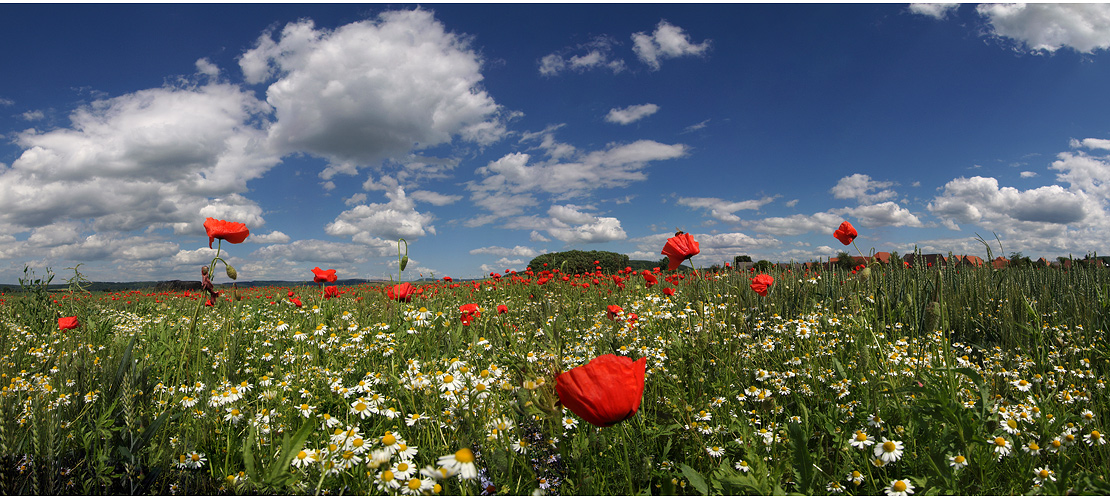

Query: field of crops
left=1, top=227, right=1108, bottom=495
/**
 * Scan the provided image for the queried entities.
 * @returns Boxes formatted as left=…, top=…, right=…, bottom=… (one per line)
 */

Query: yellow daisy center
left=408, top=478, right=422, bottom=490
left=382, top=470, right=395, bottom=482
left=883, top=441, right=897, bottom=452
left=994, top=437, right=1007, bottom=446
left=456, top=448, right=475, bottom=463
left=892, top=480, right=907, bottom=492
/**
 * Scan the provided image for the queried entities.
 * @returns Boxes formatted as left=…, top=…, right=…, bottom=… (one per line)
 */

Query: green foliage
left=527, top=249, right=630, bottom=274
left=753, top=259, right=773, bottom=272
left=1, top=262, right=1109, bottom=495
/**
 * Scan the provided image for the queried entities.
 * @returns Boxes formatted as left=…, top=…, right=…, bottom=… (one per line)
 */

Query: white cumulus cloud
left=908, top=3, right=959, bottom=20
left=830, top=174, right=898, bottom=204
left=631, top=20, right=710, bottom=70
left=605, top=103, right=659, bottom=125
left=240, top=9, right=507, bottom=176
left=976, top=3, right=1110, bottom=53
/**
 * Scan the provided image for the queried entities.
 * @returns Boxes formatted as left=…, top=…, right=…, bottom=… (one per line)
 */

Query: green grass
left=0, top=262, right=1107, bottom=495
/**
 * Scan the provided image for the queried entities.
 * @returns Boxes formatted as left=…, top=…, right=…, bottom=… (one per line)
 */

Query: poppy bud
left=225, top=263, right=238, bottom=280
left=400, top=255, right=409, bottom=271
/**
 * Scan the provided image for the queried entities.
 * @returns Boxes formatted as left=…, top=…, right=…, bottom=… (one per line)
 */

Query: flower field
left=1, top=229, right=1109, bottom=495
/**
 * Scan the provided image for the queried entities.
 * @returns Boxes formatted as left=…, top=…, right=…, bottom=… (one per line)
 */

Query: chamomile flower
left=437, top=448, right=478, bottom=480
left=1023, top=440, right=1042, bottom=455
left=948, top=454, right=968, bottom=470
left=1085, top=430, right=1105, bottom=446
left=374, top=469, right=401, bottom=491
left=297, top=403, right=316, bottom=418
left=885, top=479, right=914, bottom=496
left=1033, top=466, right=1055, bottom=485
left=438, top=372, right=464, bottom=393
left=867, top=414, right=884, bottom=428
left=392, top=460, right=417, bottom=480
left=405, top=413, right=428, bottom=427
left=380, top=431, right=403, bottom=455
left=1000, top=418, right=1021, bottom=435
left=185, top=451, right=207, bottom=469
left=735, top=460, right=751, bottom=472
left=847, top=470, right=864, bottom=485
left=706, top=445, right=725, bottom=458
left=396, top=442, right=418, bottom=461
left=874, top=438, right=904, bottom=464
left=224, top=407, right=244, bottom=424
left=400, top=477, right=432, bottom=495
left=1012, top=379, right=1033, bottom=392
left=991, top=435, right=1012, bottom=458
left=849, top=430, right=874, bottom=449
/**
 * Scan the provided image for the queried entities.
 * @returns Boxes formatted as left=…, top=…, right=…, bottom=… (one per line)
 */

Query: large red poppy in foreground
left=555, top=354, right=646, bottom=427
left=313, top=267, right=337, bottom=283
left=204, top=218, right=249, bottom=248
left=661, top=232, right=700, bottom=271
left=833, top=221, right=857, bottom=246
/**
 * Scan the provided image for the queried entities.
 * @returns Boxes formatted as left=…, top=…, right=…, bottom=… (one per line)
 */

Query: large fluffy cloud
left=240, top=9, right=507, bottom=176
left=976, top=4, right=1110, bottom=53
left=325, top=185, right=436, bottom=243
left=928, top=176, right=1091, bottom=229
left=0, top=82, right=277, bottom=235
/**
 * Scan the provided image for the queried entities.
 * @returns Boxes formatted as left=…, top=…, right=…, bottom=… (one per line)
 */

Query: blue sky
left=4, top=3, right=1110, bottom=283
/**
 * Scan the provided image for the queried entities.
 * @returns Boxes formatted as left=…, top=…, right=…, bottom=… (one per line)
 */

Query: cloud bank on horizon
left=3, top=4, right=1110, bottom=282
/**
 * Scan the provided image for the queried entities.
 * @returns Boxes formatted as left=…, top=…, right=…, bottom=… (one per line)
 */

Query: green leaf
left=242, top=424, right=258, bottom=480
left=680, top=463, right=709, bottom=495
left=265, top=417, right=316, bottom=486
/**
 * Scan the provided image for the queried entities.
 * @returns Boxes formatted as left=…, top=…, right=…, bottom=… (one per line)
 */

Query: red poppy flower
left=833, top=221, right=857, bottom=246
left=661, top=232, right=700, bottom=271
left=312, top=267, right=337, bottom=283
left=324, top=286, right=339, bottom=299
left=58, top=316, right=79, bottom=330
left=555, top=354, right=647, bottom=427
left=203, top=217, right=249, bottom=248
left=442, top=276, right=452, bottom=282
left=461, top=313, right=474, bottom=326
left=750, top=274, right=774, bottom=297
left=388, top=283, right=417, bottom=302
left=497, top=304, right=508, bottom=314
left=460, top=303, right=481, bottom=317
left=662, top=287, right=676, bottom=297
left=643, top=271, right=658, bottom=288
left=606, top=304, right=623, bottom=320
left=290, top=297, right=302, bottom=307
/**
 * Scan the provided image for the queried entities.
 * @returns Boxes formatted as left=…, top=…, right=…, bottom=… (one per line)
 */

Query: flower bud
left=225, top=263, right=238, bottom=280
left=400, top=255, right=409, bottom=272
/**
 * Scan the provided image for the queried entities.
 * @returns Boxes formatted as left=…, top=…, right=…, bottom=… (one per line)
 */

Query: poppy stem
left=619, top=421, right=636, bottom=494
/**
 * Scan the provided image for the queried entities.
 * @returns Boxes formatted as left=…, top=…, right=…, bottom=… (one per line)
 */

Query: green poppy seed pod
left=859, top=266, right=871, bottom=279
left=400, top=255, right=409, bottom=272
left=225, top=263, right=238, bottom=280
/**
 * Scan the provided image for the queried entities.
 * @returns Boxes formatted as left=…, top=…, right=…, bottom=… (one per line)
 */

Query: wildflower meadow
left=0, top=219, right=1107, bottom=495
